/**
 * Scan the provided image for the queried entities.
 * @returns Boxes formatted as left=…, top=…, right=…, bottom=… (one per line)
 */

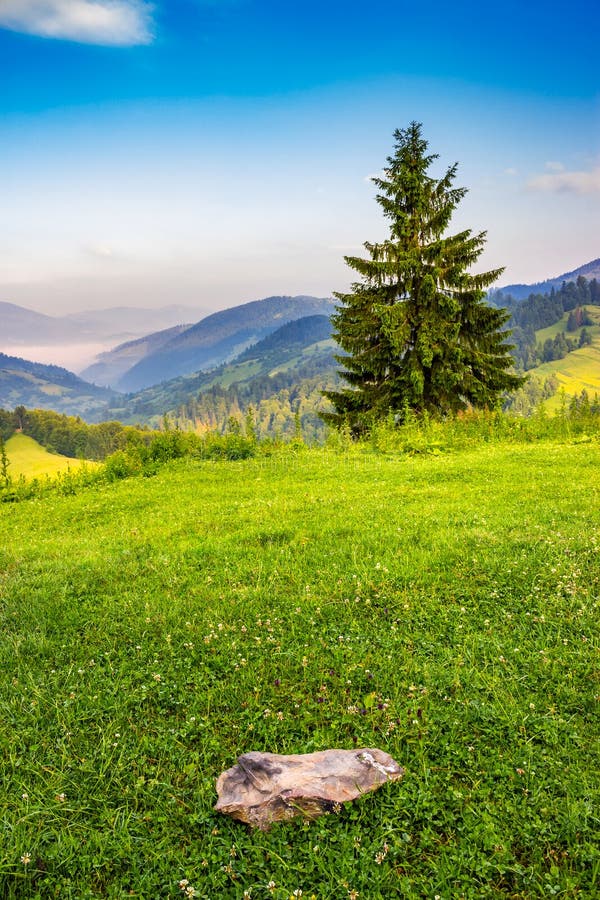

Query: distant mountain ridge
left=495, top=258, right=600, bottom=302
left=0, top=301, right=208, bottom=346
left=0, top=302, right=82, bottom=343
left=116, top=295, right=334, bottom=392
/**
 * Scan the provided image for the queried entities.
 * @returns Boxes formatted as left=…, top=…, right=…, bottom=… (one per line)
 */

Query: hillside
left=0, top=352, right=118, bottom=420
left=1, top=439, right=598, bottom=897
left=495, top=257, right=600, bottom=301
left=117, top=295, right=334, bottom=392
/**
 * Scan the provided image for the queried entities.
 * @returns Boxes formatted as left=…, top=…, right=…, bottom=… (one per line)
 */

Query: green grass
left=4, top=433, right=98, bottom=479
left=1, top=441, right=599, bottom=898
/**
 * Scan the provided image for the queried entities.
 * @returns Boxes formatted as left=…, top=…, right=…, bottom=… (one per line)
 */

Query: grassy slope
left=529, top=306, right=600, bottom=407
left=1, top=444, right=599, bottom=898
left=535, top=304, right=600, bottom=344
left=4, top=433, right=97, bottom=479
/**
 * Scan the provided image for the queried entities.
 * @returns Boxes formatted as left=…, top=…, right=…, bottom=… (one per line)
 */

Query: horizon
left=1, top=0, right=598, bottom=316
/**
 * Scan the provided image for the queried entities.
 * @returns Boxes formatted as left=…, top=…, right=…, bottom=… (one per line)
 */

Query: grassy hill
left=528, top=305, right=600, bottom=408
left=4, top=433, right=98, bottom=479
left=1, top=438, right=598, bottom=897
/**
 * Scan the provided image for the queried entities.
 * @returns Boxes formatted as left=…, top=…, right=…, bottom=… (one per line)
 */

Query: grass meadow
left=1, top=439, right=599, bottom=898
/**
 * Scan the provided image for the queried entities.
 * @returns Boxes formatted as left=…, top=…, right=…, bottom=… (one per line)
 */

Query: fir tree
left=322, top=123, right=523, bottom=433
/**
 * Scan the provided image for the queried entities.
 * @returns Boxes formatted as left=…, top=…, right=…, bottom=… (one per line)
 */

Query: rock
left=214, top=747, right=403, bottom=830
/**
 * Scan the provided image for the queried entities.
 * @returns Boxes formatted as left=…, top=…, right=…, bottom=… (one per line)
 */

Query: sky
left=0, top=0, right=598, bottom=316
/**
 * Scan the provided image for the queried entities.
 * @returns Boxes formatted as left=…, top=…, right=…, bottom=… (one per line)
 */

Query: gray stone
left=214, top=747, right=403, bottom=830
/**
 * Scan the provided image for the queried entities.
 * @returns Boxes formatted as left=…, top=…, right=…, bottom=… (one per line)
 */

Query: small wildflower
left=55, top=793, right=66, bottom=803
left=292, top=891, right=303, bottom=899
left=267, top=881, right=276, bottom=893
left=348, top=891, right=359, bottom=900
left=20, top=853, right=31, bottom=865
left=375, top=842, right=389, bottom=864
left=516, top=768, right=525, bottom=776
left=243, top=891, right=251, bottom=899
left=178, top=880, right=189, bottom=890
left=21, top=793, right=29, bottom=801
left=152, top=673, right=161, bottom=681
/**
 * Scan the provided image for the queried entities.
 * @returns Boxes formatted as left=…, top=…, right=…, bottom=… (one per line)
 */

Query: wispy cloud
left=527, top=164, right=600, bottom=194
left=0, top=0, right=154, bottom=46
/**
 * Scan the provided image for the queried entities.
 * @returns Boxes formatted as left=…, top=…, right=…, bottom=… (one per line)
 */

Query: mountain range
left=0, top=302, right=208, bottom=346
left=495, top=258, right=600, bottom=302
left=112, top=314, right=336, bottom=424
left=111, top=295, right=334, bottom=392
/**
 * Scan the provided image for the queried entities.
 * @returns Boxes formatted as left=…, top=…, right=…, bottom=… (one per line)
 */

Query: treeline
left=500, top=275, right=599, bottom=370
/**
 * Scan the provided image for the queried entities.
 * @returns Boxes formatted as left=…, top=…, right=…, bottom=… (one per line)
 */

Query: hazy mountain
left=116, top=295, right=335, bottom=392
left=80, top=323, right=193, bottom=388
left=62, top=305, right=207, bottom=341
left=494, top=258, right=600, bottom=302
left=110, top=314, right=336, bottom=423
left=0, top=302, right=81, bottom=343
left=0, top=301, right=207, bottom=346
left=0, top=352, right=118, bottom=421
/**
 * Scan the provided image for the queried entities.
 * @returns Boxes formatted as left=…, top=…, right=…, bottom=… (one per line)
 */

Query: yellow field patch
left=4, top=433, right=99, bottom=479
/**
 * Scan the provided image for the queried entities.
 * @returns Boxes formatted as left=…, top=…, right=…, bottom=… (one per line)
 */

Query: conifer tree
left=322, top=123, right=523, bottom=433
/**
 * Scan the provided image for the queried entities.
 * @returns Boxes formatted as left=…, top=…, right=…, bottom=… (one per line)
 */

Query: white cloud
left=527, top=166, right=600, bottom=194
left=545, top=161, right=565, bottom=172
left=0, top=0, right=154, bottom=46
left=86, top=243, right=116, bottom=259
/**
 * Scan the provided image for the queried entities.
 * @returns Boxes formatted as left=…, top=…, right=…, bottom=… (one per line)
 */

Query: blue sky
left=1, top=0, right=598, bottom=314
